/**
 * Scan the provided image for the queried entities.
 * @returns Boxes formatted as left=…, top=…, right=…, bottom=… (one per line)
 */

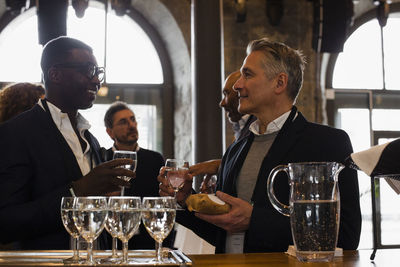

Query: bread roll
left=185, top=193, right=230, bottom=214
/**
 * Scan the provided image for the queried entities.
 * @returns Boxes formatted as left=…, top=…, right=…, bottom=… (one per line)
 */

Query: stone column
left=191, top=0, right=224, bottom=168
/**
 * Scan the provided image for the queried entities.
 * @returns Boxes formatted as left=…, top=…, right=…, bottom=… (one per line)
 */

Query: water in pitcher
left=291, top=199, right=339, bottom=262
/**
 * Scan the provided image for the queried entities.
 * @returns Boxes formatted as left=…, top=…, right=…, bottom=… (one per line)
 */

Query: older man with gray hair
left=159, top=37, right=361, bottom=253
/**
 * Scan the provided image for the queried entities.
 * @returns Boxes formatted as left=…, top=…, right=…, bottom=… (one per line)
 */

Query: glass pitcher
left=267, top=162, right=344, bottom=262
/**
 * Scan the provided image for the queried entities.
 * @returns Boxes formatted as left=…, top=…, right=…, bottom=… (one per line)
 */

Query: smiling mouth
left=87, top=89, right=98, bottom=96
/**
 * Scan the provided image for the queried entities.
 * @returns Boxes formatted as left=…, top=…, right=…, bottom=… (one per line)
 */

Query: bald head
left=219, top=71, right=243, bottom=123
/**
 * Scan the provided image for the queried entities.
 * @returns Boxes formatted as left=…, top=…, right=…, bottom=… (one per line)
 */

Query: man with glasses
left=103, top=101, right=175, bottom=249
left=0, top=36, right=133, bottom=250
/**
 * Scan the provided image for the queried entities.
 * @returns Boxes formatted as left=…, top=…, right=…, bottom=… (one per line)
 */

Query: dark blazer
left=0, top=104, right=103, bottom=249
left=104, top=147, right=174, bottom=249
left=177, top=106, right=361, bottom=253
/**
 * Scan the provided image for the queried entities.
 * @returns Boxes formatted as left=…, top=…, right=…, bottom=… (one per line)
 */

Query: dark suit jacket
left=177, top=106, right=361, bottom=253
left=0, top=104, right=103, bottom=249
left=104, top=147, right=174, bottom=249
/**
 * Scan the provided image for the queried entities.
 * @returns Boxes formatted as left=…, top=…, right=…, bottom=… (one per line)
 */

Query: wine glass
left=107, top=196, right=142, bottom=264
left=60, top=197, right=82, bottom=264
left=113, top=150, right=137, bottom=196
left=165, top=159, right=189, bottom=199
left=142, top=197, right=176, bottom=263
left=201, top=174, right=218, bottom=194
left=99, top=198, right=121, bottom=264
left=73, top=197, right=108, bottom=265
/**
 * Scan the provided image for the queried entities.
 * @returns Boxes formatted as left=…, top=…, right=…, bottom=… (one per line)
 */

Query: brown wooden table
left=189, top=249, right=398, bottom=267
left=0, top=249, right=398, bottom=266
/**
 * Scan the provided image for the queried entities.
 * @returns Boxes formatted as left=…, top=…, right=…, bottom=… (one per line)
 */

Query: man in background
left=104, top=101, right=174, bottom=249
left=189, top=70, right=256, bottom=179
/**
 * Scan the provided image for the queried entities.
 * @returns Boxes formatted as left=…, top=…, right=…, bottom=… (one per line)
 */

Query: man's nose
left=233, top=77, right=242, bottom=92
left=128, top=120, right=136, bottom=128
left=219, top=97, right=225, bottom=108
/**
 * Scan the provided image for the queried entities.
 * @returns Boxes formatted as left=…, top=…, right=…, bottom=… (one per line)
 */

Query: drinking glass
left=60, top=197, right=82, bottom=264
left=99, top=199, right=121, bottom=264
left=107, top=196, right=142, bottom=264
left=165, top=159, right=188, bottom=199
left=73, top=196, right=108, bottom=265
left=142, top=197, right=176, bottom=263
left=113, top=150, right=137, bottom=196
left=201, top=174, right=217, bottom=194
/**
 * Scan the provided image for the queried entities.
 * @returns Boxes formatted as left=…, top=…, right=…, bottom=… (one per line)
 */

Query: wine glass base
left=98, top=255, right=121, bottom=264
left=145, top=258, right=173, bottom=264
left=62, top=256, right=85, bottom=265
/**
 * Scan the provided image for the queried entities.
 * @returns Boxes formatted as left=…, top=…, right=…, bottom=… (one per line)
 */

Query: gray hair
left=247, top=37, right=306, bottom=102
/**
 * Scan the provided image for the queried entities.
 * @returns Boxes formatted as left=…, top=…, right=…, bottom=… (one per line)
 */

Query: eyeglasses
left=52, top=63, right=105, bottom=83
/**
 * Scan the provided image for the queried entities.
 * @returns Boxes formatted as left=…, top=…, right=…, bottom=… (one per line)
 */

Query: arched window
left=0, top=2, right=172, bottom=153
left=326, top=5, right=400, bottom=250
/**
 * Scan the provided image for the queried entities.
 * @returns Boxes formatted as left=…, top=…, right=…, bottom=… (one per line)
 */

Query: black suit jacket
left=177, top=107, right=361, bottom=253
left=0, top=104, right=103, bottom=249
left=104, top=147, right=174, bottom=249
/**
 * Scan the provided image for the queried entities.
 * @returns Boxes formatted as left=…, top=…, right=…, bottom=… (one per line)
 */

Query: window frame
left=325, top=3, right=400, bottom=250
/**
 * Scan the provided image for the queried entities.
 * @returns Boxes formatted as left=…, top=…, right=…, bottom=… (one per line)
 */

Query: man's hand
left=189, top=159, right=221, bottom=177
left=195, top=191, right=253, bottom=233
left=158, top=166, right=193, bottom=206
left=72, top=159, right=134, bottom=196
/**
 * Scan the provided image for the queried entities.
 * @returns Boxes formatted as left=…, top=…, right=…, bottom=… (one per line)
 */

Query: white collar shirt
left=249, top=110, right=293, bottom=136
left=38, top=100, right=93, bottom=176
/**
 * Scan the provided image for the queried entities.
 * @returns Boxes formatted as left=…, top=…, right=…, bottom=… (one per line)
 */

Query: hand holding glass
left=165, top=159, right=188, bottom=198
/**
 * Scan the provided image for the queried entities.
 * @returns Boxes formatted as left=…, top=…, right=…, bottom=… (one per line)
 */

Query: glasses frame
left=52, top=62, right=105, bottom=83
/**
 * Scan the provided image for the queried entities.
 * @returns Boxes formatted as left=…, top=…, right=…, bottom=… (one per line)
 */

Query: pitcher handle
left=267, top=165, right=290, bottom=217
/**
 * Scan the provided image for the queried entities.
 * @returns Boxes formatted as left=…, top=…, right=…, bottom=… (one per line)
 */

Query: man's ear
left=106, top=127, right=115, bottom=140
left=47, top=68, right=62, bottom=83
left=274, top=73, right=288, bottom=94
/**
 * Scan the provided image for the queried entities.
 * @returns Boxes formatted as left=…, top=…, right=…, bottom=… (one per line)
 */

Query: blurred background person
left=103, top=101, right=174, bottom=249
left=189, top=71, right=256, bottom=191
left=0, top=82, right=45, bottom=123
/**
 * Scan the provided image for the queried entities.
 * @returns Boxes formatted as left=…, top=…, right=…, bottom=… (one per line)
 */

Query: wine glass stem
left=155, top=240, right=162, bottom=262
left=122, top=241, right=129, bottom=263
left=72, top=237, right=79, bottom=260
left=87, top=241, right=94, bottom=264
left=112, top=237, right=118, bottom=257
left=121, top=186, right=125, bottom=196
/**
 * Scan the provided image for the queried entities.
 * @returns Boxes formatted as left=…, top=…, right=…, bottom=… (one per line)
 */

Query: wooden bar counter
left=0, top=249, right=398, bottom=266
left=190, top=249, right=398, bottom=267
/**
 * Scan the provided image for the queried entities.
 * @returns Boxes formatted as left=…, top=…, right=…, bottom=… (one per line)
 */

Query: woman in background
left=0, top=82, right=45, bottom=123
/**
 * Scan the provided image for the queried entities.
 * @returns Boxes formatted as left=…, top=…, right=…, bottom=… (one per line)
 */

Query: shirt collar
left=238, top=114, right=250, bottom=130
left=249, top=110, right=293, bottom=136
left=38, top=99, right=91, bottom=132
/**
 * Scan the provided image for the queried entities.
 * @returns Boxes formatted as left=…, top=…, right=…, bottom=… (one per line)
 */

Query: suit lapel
left=34, top=103, right=83, bottom=181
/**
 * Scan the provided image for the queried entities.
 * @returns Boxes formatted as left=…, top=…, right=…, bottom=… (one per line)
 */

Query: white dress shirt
left=39, top=100, right=93, bottom=176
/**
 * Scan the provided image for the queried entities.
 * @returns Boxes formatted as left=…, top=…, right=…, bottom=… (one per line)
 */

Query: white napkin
left=350, top=143, right=388, bottom=176
left=285, top=246, right=343, bottom=257
left=350, top=139, right=400, bottom=194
